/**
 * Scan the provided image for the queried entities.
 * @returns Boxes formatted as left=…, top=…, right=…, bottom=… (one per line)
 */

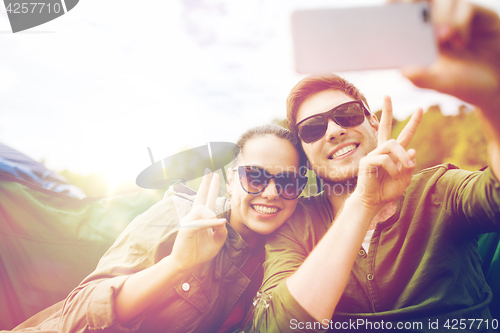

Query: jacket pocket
left=174, top=273, right=211, bottom=312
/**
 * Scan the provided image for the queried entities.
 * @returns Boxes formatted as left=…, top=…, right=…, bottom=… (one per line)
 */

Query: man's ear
left=368, top=114, right=379, bottom=132
left=226, top=167, right=234, bottom=196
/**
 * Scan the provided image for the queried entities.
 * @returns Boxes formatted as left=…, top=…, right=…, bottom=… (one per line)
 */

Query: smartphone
left=291, top=2, right=437, bottom=73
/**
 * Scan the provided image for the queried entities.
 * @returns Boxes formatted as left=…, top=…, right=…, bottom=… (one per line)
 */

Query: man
left=255, top=0, right=500, bottom=332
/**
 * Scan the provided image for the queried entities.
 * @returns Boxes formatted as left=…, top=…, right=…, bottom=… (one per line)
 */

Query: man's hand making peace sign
left=353, top=96, right=423, bottom=210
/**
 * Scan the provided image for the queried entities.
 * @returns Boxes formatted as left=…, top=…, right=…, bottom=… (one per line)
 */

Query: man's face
left=296, top=89, right=379, bottom=184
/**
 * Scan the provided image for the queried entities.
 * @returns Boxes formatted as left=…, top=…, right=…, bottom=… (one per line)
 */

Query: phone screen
left=291, top=2, right=437, bottom=73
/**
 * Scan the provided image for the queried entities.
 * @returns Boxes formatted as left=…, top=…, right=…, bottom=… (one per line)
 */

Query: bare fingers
left=181, top=205, right=226, bottom=228
left=433, top=0, right=475, bottom=49
left=212, top=223, right=229, bottom=244
left=378, top=96, right=394, bottom=145
left=397, top=107, right=423, bottom=148
left=193, top=170, right=214, bottom=207
left=205, top=173, right=220, bottom=211
left=180, top=216, right=227, bottom=229
left=370, top=139, right=415, bottom=170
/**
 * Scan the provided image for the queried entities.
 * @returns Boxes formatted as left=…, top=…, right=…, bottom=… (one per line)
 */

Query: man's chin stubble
left=322, top=177, right=358, bottom=198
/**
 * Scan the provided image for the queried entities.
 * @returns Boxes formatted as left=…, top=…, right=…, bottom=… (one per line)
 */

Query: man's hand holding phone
left=400, top=0, right=500, bottom=113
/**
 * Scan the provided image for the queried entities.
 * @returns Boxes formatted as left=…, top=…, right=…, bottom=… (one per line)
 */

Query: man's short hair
left=286, top=74, right=370, bottom=142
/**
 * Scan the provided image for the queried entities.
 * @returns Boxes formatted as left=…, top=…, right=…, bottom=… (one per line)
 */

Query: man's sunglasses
left=295, top=100, right=372, bottom=144
left=233, top=166, right=308, bottom=200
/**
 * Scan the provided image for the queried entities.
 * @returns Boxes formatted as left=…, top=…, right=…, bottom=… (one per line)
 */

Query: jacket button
left=367, top=274, right=374, bottom=281
left=359, top=249, right=366, bottom=256
left=182, top=282, right=190, bottom=291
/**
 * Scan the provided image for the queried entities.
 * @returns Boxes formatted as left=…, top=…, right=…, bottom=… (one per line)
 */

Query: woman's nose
left=261, top=179, right=280, bottom=200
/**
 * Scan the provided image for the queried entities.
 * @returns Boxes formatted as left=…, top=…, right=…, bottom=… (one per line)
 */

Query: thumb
left=402, top=54, right=497, bottom=109
left=212, top=224, right=228, bottom=245
left=401, top=62, right=456, bottom=93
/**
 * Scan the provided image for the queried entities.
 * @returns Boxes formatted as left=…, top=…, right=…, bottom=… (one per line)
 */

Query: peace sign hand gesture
left=170, top=172, right=228, bottom=273
left=353, top=96, right=423, bottom=210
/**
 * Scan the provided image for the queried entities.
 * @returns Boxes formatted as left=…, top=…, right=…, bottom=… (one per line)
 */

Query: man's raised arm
left=254, top=99, right=422, bottom=331
left=402, top=0, right=500, bottom=179
left=284, top=99, right=421, bottom=322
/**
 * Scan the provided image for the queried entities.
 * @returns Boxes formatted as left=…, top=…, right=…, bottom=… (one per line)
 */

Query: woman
left=51, top=124, right=308, bottom=333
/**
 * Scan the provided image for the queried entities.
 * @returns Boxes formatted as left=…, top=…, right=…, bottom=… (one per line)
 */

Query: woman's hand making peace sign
left=114, top=171, right=228, bottom=324
left=169, top=171, right=228, bottom=272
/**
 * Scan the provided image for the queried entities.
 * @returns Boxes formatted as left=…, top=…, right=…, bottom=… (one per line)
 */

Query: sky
left=0, top=0, right=499, bottom=192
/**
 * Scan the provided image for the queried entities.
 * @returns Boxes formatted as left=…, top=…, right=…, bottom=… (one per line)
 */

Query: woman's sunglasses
left=295, top=100, right=372, bottom=144
left=233, top=166, right=308, bottom=200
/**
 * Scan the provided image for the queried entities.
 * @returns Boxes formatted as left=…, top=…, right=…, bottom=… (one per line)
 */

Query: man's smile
left=328, top=143, right=359, bottom=160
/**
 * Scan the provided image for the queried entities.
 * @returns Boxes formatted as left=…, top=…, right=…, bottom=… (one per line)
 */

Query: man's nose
left=324, top=118, right=346, bottom=142
left=261, top=179, right=280, bottom=200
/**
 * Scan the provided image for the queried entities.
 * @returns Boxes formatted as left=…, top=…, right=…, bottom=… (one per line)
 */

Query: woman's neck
left=228, top=212, right=261, bottom=250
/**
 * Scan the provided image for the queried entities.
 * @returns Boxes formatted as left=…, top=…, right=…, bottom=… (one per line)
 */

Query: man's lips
left=328, top=143, right=359, bottom=160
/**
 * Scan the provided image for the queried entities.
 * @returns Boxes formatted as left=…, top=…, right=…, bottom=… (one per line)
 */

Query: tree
left=391, top=105, right=487, bottom=173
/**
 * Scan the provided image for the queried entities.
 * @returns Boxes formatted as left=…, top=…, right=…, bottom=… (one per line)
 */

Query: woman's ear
left=226, top=167, right=234, bottom=196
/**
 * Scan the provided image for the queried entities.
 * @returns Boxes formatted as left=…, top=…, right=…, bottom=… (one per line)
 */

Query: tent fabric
left=0, top=173, right=163, bottom=330
left=0, top=142, right=86, bottom=199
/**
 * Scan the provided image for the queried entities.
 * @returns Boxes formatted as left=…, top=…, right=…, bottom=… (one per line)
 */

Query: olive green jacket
left=256, top=164, right=500, bottom=333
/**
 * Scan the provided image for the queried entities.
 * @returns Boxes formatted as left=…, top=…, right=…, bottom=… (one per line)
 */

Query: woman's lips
left=251, top=204, right=280, bottom=217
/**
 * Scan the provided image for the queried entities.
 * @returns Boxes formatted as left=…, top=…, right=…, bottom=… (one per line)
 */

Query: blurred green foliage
left=59, top=170, right=111, bottom=197
left=390, top=105, right=488, bottom=173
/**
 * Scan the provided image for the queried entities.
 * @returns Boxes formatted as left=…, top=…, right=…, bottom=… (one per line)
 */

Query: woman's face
left=227, top=134, right=302, bottom=239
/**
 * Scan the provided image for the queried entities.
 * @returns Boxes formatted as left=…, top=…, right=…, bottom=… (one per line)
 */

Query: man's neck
left=323, top=179, right=357, bottom=212
left=367, top=201, right=397, bottom=230
left=326, top=184, right=397, bottom=231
